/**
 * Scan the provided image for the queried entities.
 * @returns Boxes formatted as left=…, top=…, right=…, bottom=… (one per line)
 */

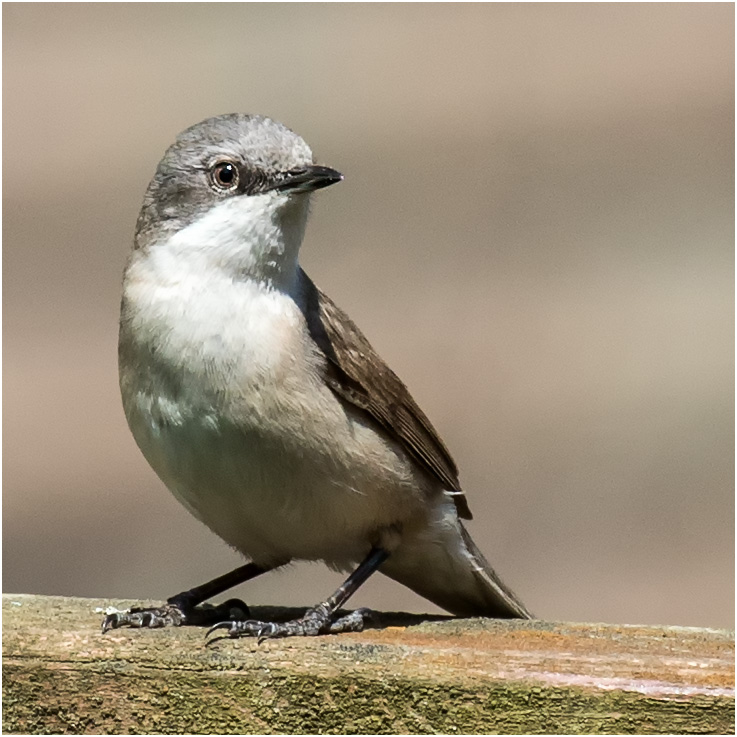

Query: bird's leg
left=207, top=547, right=390, bottom=641
left=101, top=561, right=271, bottom=633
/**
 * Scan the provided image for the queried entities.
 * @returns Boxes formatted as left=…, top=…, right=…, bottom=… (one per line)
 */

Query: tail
left=380, top=515, right=532, bottom=619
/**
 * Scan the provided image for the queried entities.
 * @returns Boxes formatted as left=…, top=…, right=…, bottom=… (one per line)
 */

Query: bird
left=103, top=113, right=531, bottom=640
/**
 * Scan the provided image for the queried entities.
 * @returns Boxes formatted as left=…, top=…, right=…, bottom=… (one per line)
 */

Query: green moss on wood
left=4, top=661, right=734, bottom=735
left=2, top=595, right=734, bottom=735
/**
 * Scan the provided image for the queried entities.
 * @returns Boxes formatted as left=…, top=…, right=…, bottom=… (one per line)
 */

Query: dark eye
left=209, top=161, right=239, bottom=191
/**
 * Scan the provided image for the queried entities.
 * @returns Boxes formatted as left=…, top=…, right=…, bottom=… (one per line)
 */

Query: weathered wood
left=2, top=594, right=733, bottom=734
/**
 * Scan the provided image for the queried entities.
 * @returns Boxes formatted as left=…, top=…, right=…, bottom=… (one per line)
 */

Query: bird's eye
left=209, top=161, right=239, bottom=191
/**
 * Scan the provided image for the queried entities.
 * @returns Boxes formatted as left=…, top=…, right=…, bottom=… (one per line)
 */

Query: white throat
left=149, top=192, right=310, bottom=292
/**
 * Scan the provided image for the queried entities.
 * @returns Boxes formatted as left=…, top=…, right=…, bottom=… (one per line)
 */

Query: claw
left=101, top=613, right=118, bottom=634
left=201, top=607, right=373, bottom=642
left=206, top=620, right=235, bottom=640
left=101, top=598, right=251, bottom=634
left=257, top=623, right=277, bottom=644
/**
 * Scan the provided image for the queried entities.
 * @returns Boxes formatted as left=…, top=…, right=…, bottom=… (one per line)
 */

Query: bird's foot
left=101, top=598, right=249, bottom=633
left=207, top=604, right=373, bottom=643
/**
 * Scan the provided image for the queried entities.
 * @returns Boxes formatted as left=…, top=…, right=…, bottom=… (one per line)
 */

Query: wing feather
left=301, top=271, right=473, bottom=520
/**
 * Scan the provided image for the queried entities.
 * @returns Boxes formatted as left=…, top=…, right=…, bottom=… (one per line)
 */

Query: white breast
left=119, top=252, right=429, bottom=569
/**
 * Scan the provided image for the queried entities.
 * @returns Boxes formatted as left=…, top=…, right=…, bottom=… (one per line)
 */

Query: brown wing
left=301, top=271, right=472, bottom=520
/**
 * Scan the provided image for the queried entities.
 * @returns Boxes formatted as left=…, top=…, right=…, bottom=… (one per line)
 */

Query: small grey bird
left=103, top=114, right=531, bottom=639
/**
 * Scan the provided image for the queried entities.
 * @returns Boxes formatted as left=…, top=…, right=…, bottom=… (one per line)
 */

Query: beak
left=266, top=165, right=343, bottom=194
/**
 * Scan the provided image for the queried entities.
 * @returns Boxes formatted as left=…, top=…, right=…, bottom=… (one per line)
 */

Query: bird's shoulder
left=298, top=270, right=473, bottom=520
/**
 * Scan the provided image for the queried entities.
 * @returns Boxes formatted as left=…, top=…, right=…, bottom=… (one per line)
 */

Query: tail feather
left=380, top=517, right=532, bottom=619
left=457, top=523, right=531, bottom=618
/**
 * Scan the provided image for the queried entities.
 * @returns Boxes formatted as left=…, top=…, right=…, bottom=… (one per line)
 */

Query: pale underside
left=120, top=254, right=457, bottom=570
left=118, top=191, right=529, bottom=618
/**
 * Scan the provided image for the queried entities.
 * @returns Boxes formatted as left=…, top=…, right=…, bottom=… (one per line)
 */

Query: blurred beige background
left=3, top=4, right=733, bottom=629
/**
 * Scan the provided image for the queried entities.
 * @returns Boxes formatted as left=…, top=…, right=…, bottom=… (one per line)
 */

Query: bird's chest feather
left=121, top=269, right=320, bottom=428
left=119, top=263, right=423, bottom=564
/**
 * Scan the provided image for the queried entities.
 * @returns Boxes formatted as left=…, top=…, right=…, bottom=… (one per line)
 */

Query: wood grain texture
left=3, top=594, right=734, bottom=735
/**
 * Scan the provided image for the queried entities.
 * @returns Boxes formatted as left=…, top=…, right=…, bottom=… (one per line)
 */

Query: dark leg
left=101, top=562, right=272, bottom=633
left=207, top=547, right=390, bottom=641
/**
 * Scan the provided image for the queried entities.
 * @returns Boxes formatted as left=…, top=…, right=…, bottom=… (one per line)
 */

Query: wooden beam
left=3, top=594, right=734, bottom=734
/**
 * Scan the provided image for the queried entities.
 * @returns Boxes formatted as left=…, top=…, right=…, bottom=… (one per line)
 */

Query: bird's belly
left=120, top=275, right=429, bottom=567
left=125, top=389, right=426, bottom=569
